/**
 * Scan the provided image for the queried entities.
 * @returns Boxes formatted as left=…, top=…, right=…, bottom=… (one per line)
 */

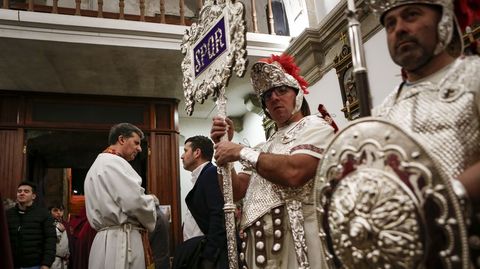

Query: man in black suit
left=173, top=135, right=227, bottom=269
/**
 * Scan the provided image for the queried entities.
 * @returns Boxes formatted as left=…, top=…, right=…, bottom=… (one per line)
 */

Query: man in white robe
left=84, top=122, right=158, bottom=269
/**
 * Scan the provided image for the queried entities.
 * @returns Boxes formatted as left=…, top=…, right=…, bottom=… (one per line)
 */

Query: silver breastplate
left=375, top=56, right=480, bottom=180
left=241, top=116, right=316, bottom=229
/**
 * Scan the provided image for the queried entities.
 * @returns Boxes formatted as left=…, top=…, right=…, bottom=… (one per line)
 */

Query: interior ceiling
left=0, top=36, right=257, bottom=119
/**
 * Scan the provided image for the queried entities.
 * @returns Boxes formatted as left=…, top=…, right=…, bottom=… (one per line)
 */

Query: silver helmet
left=250, top=54, right=308, bottom=117
left=368, top=0, right=463, bottom=55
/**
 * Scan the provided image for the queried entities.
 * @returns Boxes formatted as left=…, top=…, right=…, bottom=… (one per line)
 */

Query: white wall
left=308, top=28, right=401, bottom=128
left=238, top=112, right=266, bottom=147
left=363, top=29, right=401, bottom=106
left=307, top=0, right=340, bottom=24
left=324, top=0, right=341, bottom=15
left=283, top=0, right=310, bottom=37
left=312, top=1, right=326, bottom=25
left=305, top=69, right=349, bottom=129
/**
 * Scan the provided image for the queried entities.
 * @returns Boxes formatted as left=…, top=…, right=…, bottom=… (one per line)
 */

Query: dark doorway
left=25, top=130, right=148, bottom=216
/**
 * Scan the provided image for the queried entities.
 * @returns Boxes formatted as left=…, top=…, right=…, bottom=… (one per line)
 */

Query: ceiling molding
left=285, top=0, right=383, bottom=85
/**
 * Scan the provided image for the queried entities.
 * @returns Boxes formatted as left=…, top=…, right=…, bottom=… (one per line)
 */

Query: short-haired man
left=173, top=135, right=227, bottom=269
left=6, top=181, right=56, bottom=269
left=369, top=1, right=480, bottom=266
left=370, top=1, right=480, bottom=202
left=210, top=54, right=336, bottom=268
left=84, top=122, right=158, bottom=269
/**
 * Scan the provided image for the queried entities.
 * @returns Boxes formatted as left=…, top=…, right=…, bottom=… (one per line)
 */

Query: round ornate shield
left=314, top=118, right=469, bottom=269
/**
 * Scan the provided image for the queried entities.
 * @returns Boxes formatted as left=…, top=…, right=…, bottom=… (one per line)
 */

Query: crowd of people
left=1, top=0, right=479, bottom=268
left=1, top=182, right=99, bottom=269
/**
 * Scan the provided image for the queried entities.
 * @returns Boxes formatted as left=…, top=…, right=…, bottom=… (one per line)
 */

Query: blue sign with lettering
left=193, top=16, right=228, bottom=78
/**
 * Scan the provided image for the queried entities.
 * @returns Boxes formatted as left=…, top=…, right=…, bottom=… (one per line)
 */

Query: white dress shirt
left=183, top=162, right=208, bottom=240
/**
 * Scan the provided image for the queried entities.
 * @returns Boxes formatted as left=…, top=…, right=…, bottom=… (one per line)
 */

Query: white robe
left=84, top=153, right=157, bottom=269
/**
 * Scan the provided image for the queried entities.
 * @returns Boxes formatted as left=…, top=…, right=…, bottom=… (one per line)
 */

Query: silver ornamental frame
left=314, top=118, right=469, bottom=269
left=181, top=1, right=247, bottom=269
left=181, top=0, right=247, bottom=117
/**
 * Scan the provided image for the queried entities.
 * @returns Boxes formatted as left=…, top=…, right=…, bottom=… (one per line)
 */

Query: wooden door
left=0, top=129, right=25, bottom=199
left=149, top=132, right=181, bottom=254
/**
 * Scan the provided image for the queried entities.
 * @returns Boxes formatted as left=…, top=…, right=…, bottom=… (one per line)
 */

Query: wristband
left=239, top=147, right=260, bottom=170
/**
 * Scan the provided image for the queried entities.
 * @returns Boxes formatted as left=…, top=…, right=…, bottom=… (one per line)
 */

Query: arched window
left=266, top=0, right=290, bottom=36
